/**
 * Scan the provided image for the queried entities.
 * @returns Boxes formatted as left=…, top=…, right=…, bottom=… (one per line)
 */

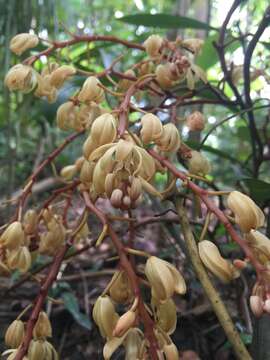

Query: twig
left=174, top=199, right=252, bottom=360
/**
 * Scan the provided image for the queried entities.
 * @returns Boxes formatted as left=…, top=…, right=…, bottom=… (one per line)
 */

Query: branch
left=243, top=5, right=270, bottom=173
left=14, top=245, right=69, bottom=360
left=148, top=149, right=265, bottom=277
left=82, top=191, right=159, bottom=360
left=174, top=199, right=252, bottom=360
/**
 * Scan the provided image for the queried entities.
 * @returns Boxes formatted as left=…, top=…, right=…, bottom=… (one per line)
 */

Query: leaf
left=61, top=292, right=92, bottom=330
left=196, top=34, right=241, bottom=70
left=241, top=178, right=270, bottom=204
left=118, top=13, right=216, bottom=31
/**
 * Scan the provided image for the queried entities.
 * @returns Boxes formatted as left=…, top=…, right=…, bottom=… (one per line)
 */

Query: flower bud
left=250, top=295, right=264, bottom=318
left=56, top=101, right=77, bottom=131
left=186, top=111, right=205, bottom=131
left=110, top=189, right=123, bottom=208
left=23, top=210, right=38, bottom=235
left=60, top=165, right=77, bottom=180
left=156, top=123, right=181, bottom=152
left=0, top=221, right=25, bottom=249
left=90, top=113, right=117, bottom=145
left=28, top=339, right=46, bottom=360
left=124, top=328, right=143, bottom=360
left=152, top=298, right=177, bottom=335
left=33, top=311, right=52, bottom=339
left=39, top=220, right=65, bottom=256
left=263, top=299, right=270, bottom=314
left=188, top=150, right=211, bottom=175
left=80, top=160, right=95, bottom=184
left=7, top=351, right=28, bottom=360
left=118, top=69, right=136, bottom=91
left=109, top=271, right=133, bottom=304
left=113, top=310, right=136, bottom=337
left=34, top=74, right=57, bottom=103
left=93, top=296, right=119, bottom=339
left=181, top=38, right=204, bottom=55
left=5, top=319, right=25, bottom=348
left=227, top=191, right=264, bottom=233
left=42, top=340, right=58, bottom=360
left=5, top=64, right=36, bottom=93
left=163, top=342, right=179, bottom=360
left=198, top=240, right=239, bottom=283
left=140, top=113, right=163, bottom=144
left=128, top=177, right=142, bottom=202
left=10, top=33, right=39, bottom=55
left=246, top=230, right=270, bottom=263
left=49, top=65, right=76, bottom=88
left=145, top=256, right=186, bottom=302
left=7, top=246, right=31, bottom=273
left=144, top=35, right=163, bottom=58
left=78, top=76, right=104, bottom=104
left=155, top=64, right=174, bottom=89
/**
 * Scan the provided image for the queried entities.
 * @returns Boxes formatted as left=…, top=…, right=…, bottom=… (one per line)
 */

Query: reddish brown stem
left=82, top=191, right=159, bottom=360
left=15, top=130, right=84, bottom=220
left=148, top=149, right=265, bottom=276
left=25, top=35, right=144, bottom=66
left=14, top=245, right=69, bottom=360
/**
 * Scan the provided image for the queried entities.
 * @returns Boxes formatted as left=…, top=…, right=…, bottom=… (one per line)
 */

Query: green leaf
left=196, top=34, right=241, bottom=70
left=241, top=178, right=270, bottom=204
left=118, top=13, right=216, bottom=31
left=61, top=292, right=92, bottom=330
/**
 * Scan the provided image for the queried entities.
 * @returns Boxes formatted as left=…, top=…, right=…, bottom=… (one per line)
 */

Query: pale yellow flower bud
left=140, top=113, right=163, bottom=144
left=198, top=240, right=239, bottom=283
left=80, top=160, right=95, bottom=184
left=113, top=310, right=136, bottom=337
left=39, top=220, right=65, bottom=256
left=110, top=189, right=124, bottom=208
left=250, top=295, right=264, bottom=318
left=186, top=111, right=205, bottom=131
left=5, top=319, right=25, bottom=348
left=49, top=65, right=76, bottom=88
left=93, top=295, right=119, bottom=339
left=227, top=191, right=265, bottom=233
left=182, top=38, right=204, bottom=55
left=156, top=123, right=181, bottom=152
left=23, top=210, right=38, bottom=235
left=7, top=351, right=28, bottom=360
left=163, top=342, right=179, bottom=360
left=118, top=69, right=136, bottom=91
left=145, top=256, right=186, bottom=302
left=0, top=221, right=25, bottom=249
left=155, top=64, right=174, bottom=89
left=128, top=177, right=142, bottom=202
left=144, top=35, right=163, bottom=58
left=28, top=339, right=46, bottom=360
left=78, top=76, right=104, bottom=104
left=124, top=328, right=143, bottom=360
left=5, top=64, right=36, bottom=93
left=56, top=101, right=77, bottom=131
left=34, top=74, right=57, bottom=103
left=264, top=299, right=270, bottom=314
left=60, top=165, right=77, bottom=180
left=188, top=150, right=211, bottom=175
left=33, top=311, right=52, bottom=339
left=10, top=33, right=39, bottom=55
left=152, top=298, right=177, bottom=335
left=91, top=113, right=117, bottom=145
left=109, top=271, right=133, bottom=304
left=246, top=230, right=270, bottom=264
left=7, top=246, right=31, bottom=273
